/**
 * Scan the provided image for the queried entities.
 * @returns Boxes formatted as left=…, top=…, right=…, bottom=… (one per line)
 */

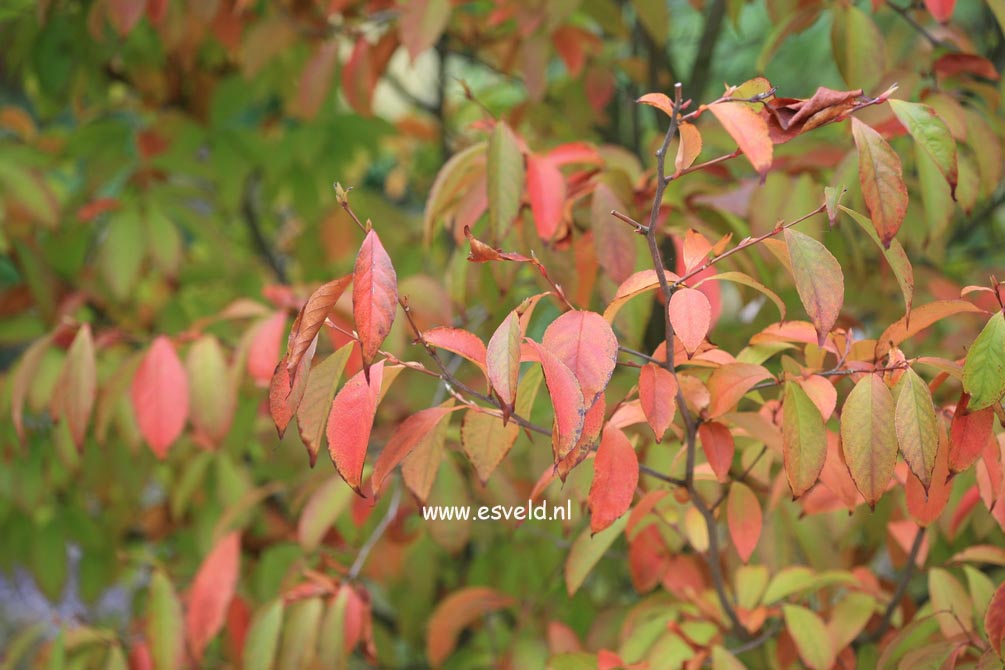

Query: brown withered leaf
left=762, top=87, right=864, bottom=144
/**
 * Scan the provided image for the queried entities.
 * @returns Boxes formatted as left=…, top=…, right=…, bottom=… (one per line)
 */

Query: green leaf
left=841, top=375, right=898, bottom=508
left=894, top=367, right=940, bottom=490
left=565, top=514, right=627, bottom=595
left=98, top=210, right=145, bottom=302
left=147, top=570, right=183, bottom=670
left=889, top=99, right=958, bottom=196
left=487, top=121, right=525, bottom=242
left=839, top=206, right=914, bottom=319
left=929, top=567, right=974, bottom=638
left=547, top=653, right=596, bottom=670
left=243, top=600, right=284, bottom=670
left=784, top=228, right=843, bottom=345
left=782, top=381, right=827, bottom=498
left=963, top=312, right=1005, bottom=410
left=830, top=3, right=885, bottom=91
left=276, top=598, right=323, bottom=670
left=783, top=604, right=836, bottom=670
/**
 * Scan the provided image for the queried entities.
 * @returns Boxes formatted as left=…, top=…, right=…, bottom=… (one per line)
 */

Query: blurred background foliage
left=0, top=0, right=1003, bottom=669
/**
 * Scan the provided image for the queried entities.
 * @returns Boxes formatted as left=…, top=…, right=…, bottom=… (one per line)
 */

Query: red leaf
left=327, top=361, right=384, bottom=493
left=924, top=0, right=955, bottom=23
left=399, top=0, right=451, bottom=61
left=486, top=311, right=521, bottom=416
left=727, top=482, right=761, bottom=563
left=353, top=230, right=398, bottom=369
left=933, top=53, right=1000, bottom=81
left=948, top=393, right=995, bottom=473
left=423, top=328, right=487, bottom=375
left=698, top=421, right=735, bottom=482
left=638, top=363, right=678, bottom=441
left=131, top=336, right=189, bottom=459
left=426, top=588, right=514, bottom=665
left=628, top=524, right=670, bottom=593
left=286, top=277, right=352, bottom=383
left=667, top=287, right=711, bottom=357
left=186, top=532, right=241, bottom=662
left=342, top=38, right=375, bottom=116
left=526, top=154, right=566, bottom=240
left=708, top=101, right=773, bottom=175
left=524, top=340, right=586, bottom=463
left=541, top=310, right=619, bottom=406
left=557, top=392, right=607, bottom=481
left=270, top=338, right=316, bottom=439
left=372, top=404, right=458, bottom=494
left=248, top=311, right=287, bottom=385
left=985, top=581, right=1005, bottom=657
left=852, top=117, right=908, bottom=247
left=588, top=425, right=639, bottom=533
left=107, top=0, right=146, bottom=36
left=295, top=40, right=339, bottom=119
left=906, top=423, right=953, bottom=526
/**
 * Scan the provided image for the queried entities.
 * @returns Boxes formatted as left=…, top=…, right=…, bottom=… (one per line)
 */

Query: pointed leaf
left=326, top=361, right=384, bottom=492
left=708, top=102, right=773, bottom=175
left=186, top=335, right=234, bottom=446
left=186, top=532, right=241, bottom=662
left=353, top=230, right=397, bottom=367
left=524, top=340, right=586, bottom=462
left=426, top=588, right=514, bottom=666
left=783, top=381, right=827, bottom=497
left=603, top=268, right=681, bottom=323
left=487, top=121, right=525, bottom=240
left=286, top=275, right=352, bottom=379
left=270, top=338, right=316, bottom=439
left=297, top=477, right=354, bottom=553
left=11, top=333, right=53, bottom=442
left=486, top=310, right=521, bottom=414
left=526, top=154, right=566, bottom=240
left=876, top=299, right=985, bottom=358
left=889, top=99, right=958, bottom=196
left=963, top=312, right=1005, bottom=411
left=707, top=363, right=773, bottom=418
left=839, top=206, right=914, bottom=318
left=948, top=393, right=995, bottom=473
left=542, top=310, right=619, bottom=406
left=675, top=123, right=702, bottom=174
left=147, top=570, right=184, bottom=670
left=699, top=421, right=735, bottom=482
left=783, top=605, right=836, bottom=670
left=852, top=117, right=908, bottom=246
left=895, top=367, right=940, bottom=490
left=243, top=601, right=284, bottom=670
left=985, top=581, right=1005, bottom=657
left=639, top=363, right=678, bottom=440
left=249, top=311, right=288, bottom=384
left=374, top=404, right=458, bottom=494
left=727, top=482, right=761, bottom=563
left=132, top=337, right=189, bottom=459
left=400, top=0, right=451, bottom=61
left=589, top=426, right=638, bottom=533
left=296, top=344, right=353, bottom=466
left=784, top=227, right=844, bottom=345
left=423, top=327, right=487, bottom=375
left=694, top=271, right=786, bottom=320
left=565, top=515, right=628, bottom=596
left=53, top=324, right=96, bottom=451
left=668, top=287, right=711, bottom=356
left=841, top=375, right=897, bottom=508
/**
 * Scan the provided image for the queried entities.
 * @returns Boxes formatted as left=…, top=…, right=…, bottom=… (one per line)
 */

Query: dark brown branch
left=241, top=171, right=288, bottom=283
left=857, top=526, right=926, bottom=644
left=688, top=0, right=728, bottom=101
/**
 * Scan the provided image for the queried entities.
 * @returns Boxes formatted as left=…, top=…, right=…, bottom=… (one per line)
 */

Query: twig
left=857, top=526, right=926, bottom=644
left=885, top=0, right=946, bottom=49
left=348, top=486, right=402, bottom=580
left=688, top=0, right=728, bottom=101
left=639, top=464, right=687, bottom=487
left=711, top=445, right=768, bottom=510
left=241, top=171, right=288, bottom=283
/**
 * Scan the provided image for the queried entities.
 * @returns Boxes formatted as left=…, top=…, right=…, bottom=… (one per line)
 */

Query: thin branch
left=688, top=0, right=728, bottom=101
left=639, top=464, right=687, bottom=488
left=348, top=486, right=402, bottom=580
left=885, top=0, right=946, bottom=49
left=857, top=526, right=926, bottom=644
left=241, top=171, right=288, bottom=283
left=711, top=445, right=768, bottom=511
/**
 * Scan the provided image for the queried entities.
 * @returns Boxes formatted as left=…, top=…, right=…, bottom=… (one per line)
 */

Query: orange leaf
left=326, top=361, right=384, bottom=493
left=638, top=363, right=678, bottom=441
left=486, top=311, right=521, bottom=416
left=637, top=92, right=674, bottom=116
left=675, top=123, right=702, bottom=174
left=353, top=230, right=398, bottom=369
left=373, top=404, right=458, bottom=494
left=588, top=425, right=638, bottom=533
left=708, top=102, right=773, bottom=175
left=131, top=336, right=189, bottom=459
left=541, top=310, right=619, bottom=406
left=796, top=375, right=838, bottom=421
left=948, top=392, right=995, bottom=473
left=426, top=588, right=514, bottom=665
left=906, top=423, right=952, bottom=526
left=186, top=532, right=241, bottom=662
left=707, top=362, right=772, bottom=418
left=423, top=327, right=487, bottom=375
left=287, top=277, right=353, bottom=381
left=270, top=338, right=316, bottom=439
left=526, top=154, right=566, bottom=240
left=841, top=375, right=897, bottom=509
left=727, top=482, right=761, bottom=563
left=524, top=340, right=586, bottom=463
left=698, top=421, right=735, bottom=482
left=875, top=299, right=985, bottom=358
left=852, top=117, right=908, bottom=247
left=667, top=287, right=711, bottom=356
left=603, top=268, right=680, bottom=323
left=249, top=311, right=287, bottom=385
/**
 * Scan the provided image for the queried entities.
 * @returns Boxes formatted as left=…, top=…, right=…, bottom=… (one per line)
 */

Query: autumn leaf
left=638, top=363, right=678, bottom=441
left=948, top=392, right=995, bottom=474
left=486, top=310, right=521, bottom=416
left=588, top=426, right=638, bottom=533
left=698, top=421, right=735, bottom=482
left=373, top=403, right=458, bottom=494
left=423, top=327, right=488, bottom=376
left=603, top=268, right=680, bottom=323
left=327, top=361, right=384, bottom=493
left=727, top=483, right=761, bottom=563
left=294, top=41, right=338, bottom=119
left=894, top=368, right=940, bottom=490
left=675, top=123, right=702, bottom=174
left=784, top=227, right=844, bottom=345
left=875, top=299, right=985, bottom=358
left=524, top=340, right=586, bottom=463
left=783, top=605, right=836, bottom=670
left=962, top=312, right=1005, bottom=411
left=249, top=311, right=287, bottom=384
left=852, top=117, right=908, bottom=247
left=591, top=182, right=637, bottom=283
left=132, top=336, right=189, bottom=459
left=186, top=532, right=241, bottom=662
left=985, top=581, right=1005, bottom=657
left=708, top=101, right=773, bottom=175
left=889, top=99, right=958, bottom=197
left=526, top=153, right=566, bottom=241
left=565, top=515, right=628, bottom=596
left=841, top=375, right=898, bottom=508
left=270, top=338, right=316, bottom=439
left=637, top=92, right=674, bottom=116
left=400, top=0, right=451, bottom=61
left=839, top=206, right=914, bottom=318
left=924, top=0, right=956, bottom=23
left=426, top=588, right=514, bottom=665
left=541, top=310, right=619, bottom=406
left=296, top=344, right=353, bottom=466
left=147, top=570, right=184, bottom=670
left=52, top=324, right=96, bottom=451
left=667, top=287, right=711, bottom=357
left=486, top=121, right=525, bottom=241
left=186, top=335, right=235, bottom=447
left=353, top=231, right=397, bottom=369
left=297, top=477, right=354, bottom=553
left=285, top=276, right=351, bottom=384
left=707, top=363, right=773, bottom=418
left=783, top=381, right=827, bottom=498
